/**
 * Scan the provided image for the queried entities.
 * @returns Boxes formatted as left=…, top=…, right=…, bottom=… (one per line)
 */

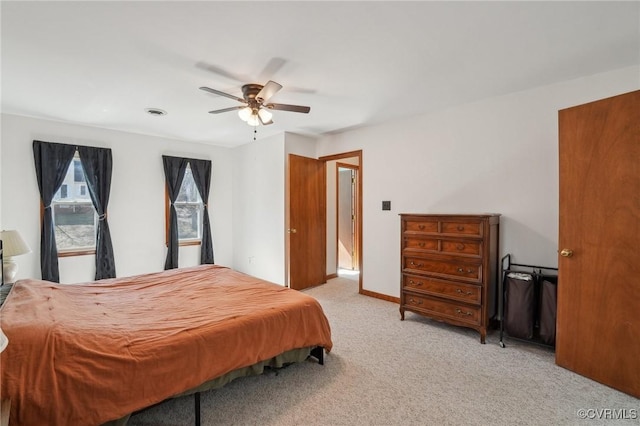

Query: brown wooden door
left=557, top=90, right=640, bottom=398
left=288, top=154, right=326, bottom=290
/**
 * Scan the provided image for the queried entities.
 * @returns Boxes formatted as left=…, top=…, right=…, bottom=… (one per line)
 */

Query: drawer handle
left=456, top=243, right=465, bottom=250
left=456, top=288, right=473, bottom=296
left=410, top=261, right=424, bottom=267
left=457, top=225, right=464, bottom=231
left=418, top=224, right=425, bottom=230
left=409, top=280, right=423, bottom=286
left=418, top=242, right=425, bottom=247
left=456, top=308, right=473, bottom=316
left=457, top=267, right=474, bottom=274
left=409, top=298, right=423, bottom=305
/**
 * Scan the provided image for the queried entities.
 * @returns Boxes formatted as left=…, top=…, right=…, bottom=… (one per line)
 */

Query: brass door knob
left=560, top=249, right=573, bottom=257
left=288, top=228, right=297, bottom=234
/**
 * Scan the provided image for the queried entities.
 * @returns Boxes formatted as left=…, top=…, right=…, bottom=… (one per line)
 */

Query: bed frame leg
left=310, top=346, right=324, bottom=365
left=195, top=391, right=201, bottom=426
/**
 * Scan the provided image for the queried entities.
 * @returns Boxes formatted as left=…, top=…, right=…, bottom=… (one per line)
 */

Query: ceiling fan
left=199, top=80, right=310, bottom=126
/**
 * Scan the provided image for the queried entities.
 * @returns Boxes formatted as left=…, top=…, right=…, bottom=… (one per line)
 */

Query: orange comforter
left=0, top=265, right=332, bottom=425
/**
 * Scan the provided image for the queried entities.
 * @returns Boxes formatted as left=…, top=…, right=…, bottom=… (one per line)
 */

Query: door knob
left=288, top=228, right=297, bottom=234
left=560, top=249, right=573, bottom=258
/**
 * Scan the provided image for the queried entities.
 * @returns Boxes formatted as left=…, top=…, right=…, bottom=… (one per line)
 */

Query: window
left=52, top=155, right=97, bottom=254
left=168, top=164, right=204, bottom=244
left=73, top=159, right=83, bottom=182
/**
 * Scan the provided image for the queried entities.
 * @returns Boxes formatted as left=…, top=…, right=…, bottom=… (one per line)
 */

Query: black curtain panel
left=189, top=158, right=214, bottom=264
left=78, top=145, right=116, bottom=280
left=163, top=155, right=189, bottom=270
left=33, top=140, right=76, bottom=282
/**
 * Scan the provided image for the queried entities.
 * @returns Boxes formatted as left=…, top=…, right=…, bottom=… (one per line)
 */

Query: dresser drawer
left=404, top=237, right=482, bottom=257
left=404, top=256, right=482, bottom=283
left=403, top=292, right=481, bottom=325
left=404, top=219, right=438, bottom=234
left=441, top=239, right=481, bottom=256
left=441, top=220, right=482, bottom=237
left=403, top=274, right=481, bottom=304
left=404, top=237, right=439, bottom=251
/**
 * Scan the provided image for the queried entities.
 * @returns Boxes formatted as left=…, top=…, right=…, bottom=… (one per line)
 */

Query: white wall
left=230, top=131, right=318, bottom=287
left=0, top=117, right=3, bottom=229
left=1, top=114, right=234, bottom=283
left=232, top=133, right=286, bottom=284
left=317, top=66, right=640, bottom=298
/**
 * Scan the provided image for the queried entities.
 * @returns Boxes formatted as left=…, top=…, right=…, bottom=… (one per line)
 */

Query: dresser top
left=399, top=213, right=501, bottom=217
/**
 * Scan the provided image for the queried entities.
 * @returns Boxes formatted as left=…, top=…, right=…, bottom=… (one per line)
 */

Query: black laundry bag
left=504, top=272, right=535, bottom=339
left=538, top=276, right=558, bottom=346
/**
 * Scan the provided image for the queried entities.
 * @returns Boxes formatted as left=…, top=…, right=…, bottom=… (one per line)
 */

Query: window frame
left=42, top=152, right=99, bottom=257
left=164, top=165, right=204, bottom=247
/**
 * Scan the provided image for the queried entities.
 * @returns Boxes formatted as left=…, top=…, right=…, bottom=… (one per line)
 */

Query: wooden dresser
left=399, top=214, right=500, bottom=343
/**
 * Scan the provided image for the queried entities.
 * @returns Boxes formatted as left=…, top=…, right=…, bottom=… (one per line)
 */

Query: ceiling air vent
left=145, top=108, right=167, bottom=116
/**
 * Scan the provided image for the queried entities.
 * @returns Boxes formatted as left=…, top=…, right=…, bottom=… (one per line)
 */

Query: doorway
left=337, top=163, right=359, bottom=273
left=319, top=150, right=363, bottom=293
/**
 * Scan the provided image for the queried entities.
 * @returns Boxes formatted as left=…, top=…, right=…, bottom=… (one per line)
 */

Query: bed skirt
left=104, top=346, right=314, bottom=426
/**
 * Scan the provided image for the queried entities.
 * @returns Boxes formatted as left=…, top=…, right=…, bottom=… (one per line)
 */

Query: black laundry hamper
left=504, top=272, right=536, bottom=340
left=499, top=254, right=558, bottom=348
left=538, top=276, right=558, bottom=346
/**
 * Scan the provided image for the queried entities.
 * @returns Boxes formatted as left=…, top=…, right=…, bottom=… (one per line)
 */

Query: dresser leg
left=400, top=307, right=405, bottom=320
left=479, top=328, right=486, bottom=344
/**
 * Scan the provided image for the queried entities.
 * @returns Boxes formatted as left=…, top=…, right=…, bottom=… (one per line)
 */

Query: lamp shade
left=0, top=327, right=7, bottom=353
left=246, top=113, right=260, bottom=126
left=238, top=106, right=252, bottom=121
left=0, top=229, right=32, bottom=258
left=257, top=108, right=273, bottom=123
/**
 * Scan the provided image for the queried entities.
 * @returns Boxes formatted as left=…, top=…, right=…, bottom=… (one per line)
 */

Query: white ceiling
left=2, top=1, right=638, bottom=147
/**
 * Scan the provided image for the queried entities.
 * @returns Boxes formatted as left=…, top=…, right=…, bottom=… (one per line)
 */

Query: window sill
left=58, top=249, right=96, bottom=257
left=164, top=240, right=202, bottom=248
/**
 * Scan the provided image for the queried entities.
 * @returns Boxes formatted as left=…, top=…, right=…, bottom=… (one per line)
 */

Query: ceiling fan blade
left=199, top=86, right=245, bottom=103
left=265, top=103, right=311, bottom=114
left=195, top=61, right=251, bottom=83
left=256, top=57, right=286, bottom=82
left=208, top=106, right=244, bottom=114
left=256, top=80, right=283, bottom=103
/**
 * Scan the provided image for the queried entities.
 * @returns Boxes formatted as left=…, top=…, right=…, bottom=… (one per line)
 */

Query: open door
left=557, top=90, right=639, bottom=398
left=288, top=154, right=326, bottom=290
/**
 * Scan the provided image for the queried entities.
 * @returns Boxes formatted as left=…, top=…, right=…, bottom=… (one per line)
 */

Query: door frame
left=319, top=150, right=363, bottom=294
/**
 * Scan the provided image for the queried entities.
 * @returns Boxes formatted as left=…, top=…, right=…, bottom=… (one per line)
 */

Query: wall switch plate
left=382, top=201, right=391, bottom=211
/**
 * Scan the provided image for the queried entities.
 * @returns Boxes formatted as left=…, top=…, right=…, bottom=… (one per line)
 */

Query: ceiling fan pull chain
left=254, top=126, right=257, bottom=141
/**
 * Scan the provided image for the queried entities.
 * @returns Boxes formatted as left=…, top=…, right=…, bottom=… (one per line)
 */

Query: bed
left=0, top=264, right=333, bottom=425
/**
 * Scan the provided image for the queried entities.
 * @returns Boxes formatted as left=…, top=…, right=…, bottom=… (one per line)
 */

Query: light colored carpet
left=129, top=277, right=638, bottom=425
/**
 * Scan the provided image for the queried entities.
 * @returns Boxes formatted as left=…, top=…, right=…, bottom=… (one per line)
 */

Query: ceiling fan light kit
left=246, top=114, right=260, bottom=127
left=257, top=108, right=273, bottom=123
left=236, top=105, right=273, bottom=126
left=200, top=80, right=310, bottom=127
left=238, top=106, right=252, bottom=121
